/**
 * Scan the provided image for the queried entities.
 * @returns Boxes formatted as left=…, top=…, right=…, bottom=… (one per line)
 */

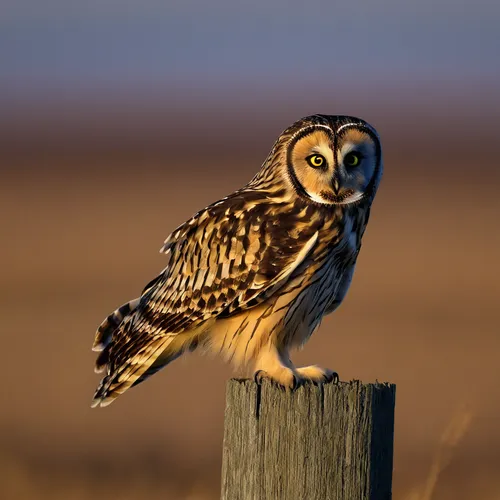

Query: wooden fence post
left=221, top=379, right=395, bottom=500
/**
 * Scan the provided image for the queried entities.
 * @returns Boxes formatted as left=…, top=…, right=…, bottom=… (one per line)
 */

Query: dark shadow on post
left=221, top=379, right=395, bottom=500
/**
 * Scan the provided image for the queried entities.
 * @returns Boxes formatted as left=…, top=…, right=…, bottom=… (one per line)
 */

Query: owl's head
left=256, top=115, right=383, bottom=206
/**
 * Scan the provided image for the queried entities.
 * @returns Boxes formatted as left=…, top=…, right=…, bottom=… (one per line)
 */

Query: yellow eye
left=344, top=152, right=361, bottom=167
left=306, top=154, right=326, bottom=168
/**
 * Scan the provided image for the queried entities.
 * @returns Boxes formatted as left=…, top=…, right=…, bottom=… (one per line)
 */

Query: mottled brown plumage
left=91, top=114, right=383, bottom=407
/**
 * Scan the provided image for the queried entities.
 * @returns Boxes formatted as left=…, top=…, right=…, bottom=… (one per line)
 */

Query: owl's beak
left=332, top=177, right=340, bottom=195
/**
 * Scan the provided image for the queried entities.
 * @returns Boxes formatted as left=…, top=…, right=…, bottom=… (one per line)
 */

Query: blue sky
left=1, top=0, right=499, bottom=94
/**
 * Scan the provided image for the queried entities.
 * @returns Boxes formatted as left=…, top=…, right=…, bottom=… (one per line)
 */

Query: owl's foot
left=253, top=345, right=299, bottom=390
left=296, top=365, right=339, bottom=384
left=254, top=367, right=298, bottom=390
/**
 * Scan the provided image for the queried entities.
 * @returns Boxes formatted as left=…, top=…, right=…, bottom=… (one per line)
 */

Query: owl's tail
left=91, top=333, right=180, bottom=408
left=91, top=298, right=200, bottom=408
left=92, top=298, right=141, bottom=354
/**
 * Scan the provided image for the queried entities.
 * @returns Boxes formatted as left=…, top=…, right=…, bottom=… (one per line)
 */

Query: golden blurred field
left=1, top=104, right=499, bottom=499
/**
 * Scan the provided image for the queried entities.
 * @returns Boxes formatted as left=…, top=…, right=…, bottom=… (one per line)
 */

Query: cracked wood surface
left=221, top=379, right=395, bottom=500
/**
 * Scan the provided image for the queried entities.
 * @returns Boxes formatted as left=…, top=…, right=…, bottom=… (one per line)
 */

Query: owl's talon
left=324, top=370, right=339, bottom=384
left=253, top=369, right=298, bottom=390
left=254, top=370, right=266, bottom=384
left=296, top=365, right=339, bottom=385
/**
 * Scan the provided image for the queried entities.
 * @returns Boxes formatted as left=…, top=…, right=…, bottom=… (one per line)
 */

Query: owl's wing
left=152, top=206, right=318, bottom=329
left=92, top=193, right=319, bottom=406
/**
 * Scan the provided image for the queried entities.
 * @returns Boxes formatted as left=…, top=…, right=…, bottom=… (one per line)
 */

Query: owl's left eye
left=306, top=154, right=326, bottom=168
left=344, top=152, right=362, bottom=168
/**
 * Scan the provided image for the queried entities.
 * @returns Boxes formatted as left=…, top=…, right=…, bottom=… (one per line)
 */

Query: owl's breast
left=281, top=210, right=368, bottom=347
left=324, top=212, right=361, bottom=261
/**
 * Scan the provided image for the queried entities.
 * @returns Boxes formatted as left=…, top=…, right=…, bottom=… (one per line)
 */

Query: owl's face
left=284, top=116, right=382, bottom=206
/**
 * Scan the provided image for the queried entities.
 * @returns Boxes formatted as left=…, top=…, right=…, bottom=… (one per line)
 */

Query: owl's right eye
left=306, top=154, right=326, bottom=169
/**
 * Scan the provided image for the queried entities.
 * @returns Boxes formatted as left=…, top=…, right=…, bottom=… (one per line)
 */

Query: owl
left=91, top=114, right=383, bottom=407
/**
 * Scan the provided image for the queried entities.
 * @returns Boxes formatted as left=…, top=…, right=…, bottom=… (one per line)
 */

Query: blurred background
left=1, top=1, right=499, bottom=499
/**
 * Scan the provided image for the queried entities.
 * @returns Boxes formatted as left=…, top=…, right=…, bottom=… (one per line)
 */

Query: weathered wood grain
left=221, top=379, right=395, bottom=500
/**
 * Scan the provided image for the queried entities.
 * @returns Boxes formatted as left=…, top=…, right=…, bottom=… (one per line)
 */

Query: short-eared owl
left=91, top=114, right=383, bottom=407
